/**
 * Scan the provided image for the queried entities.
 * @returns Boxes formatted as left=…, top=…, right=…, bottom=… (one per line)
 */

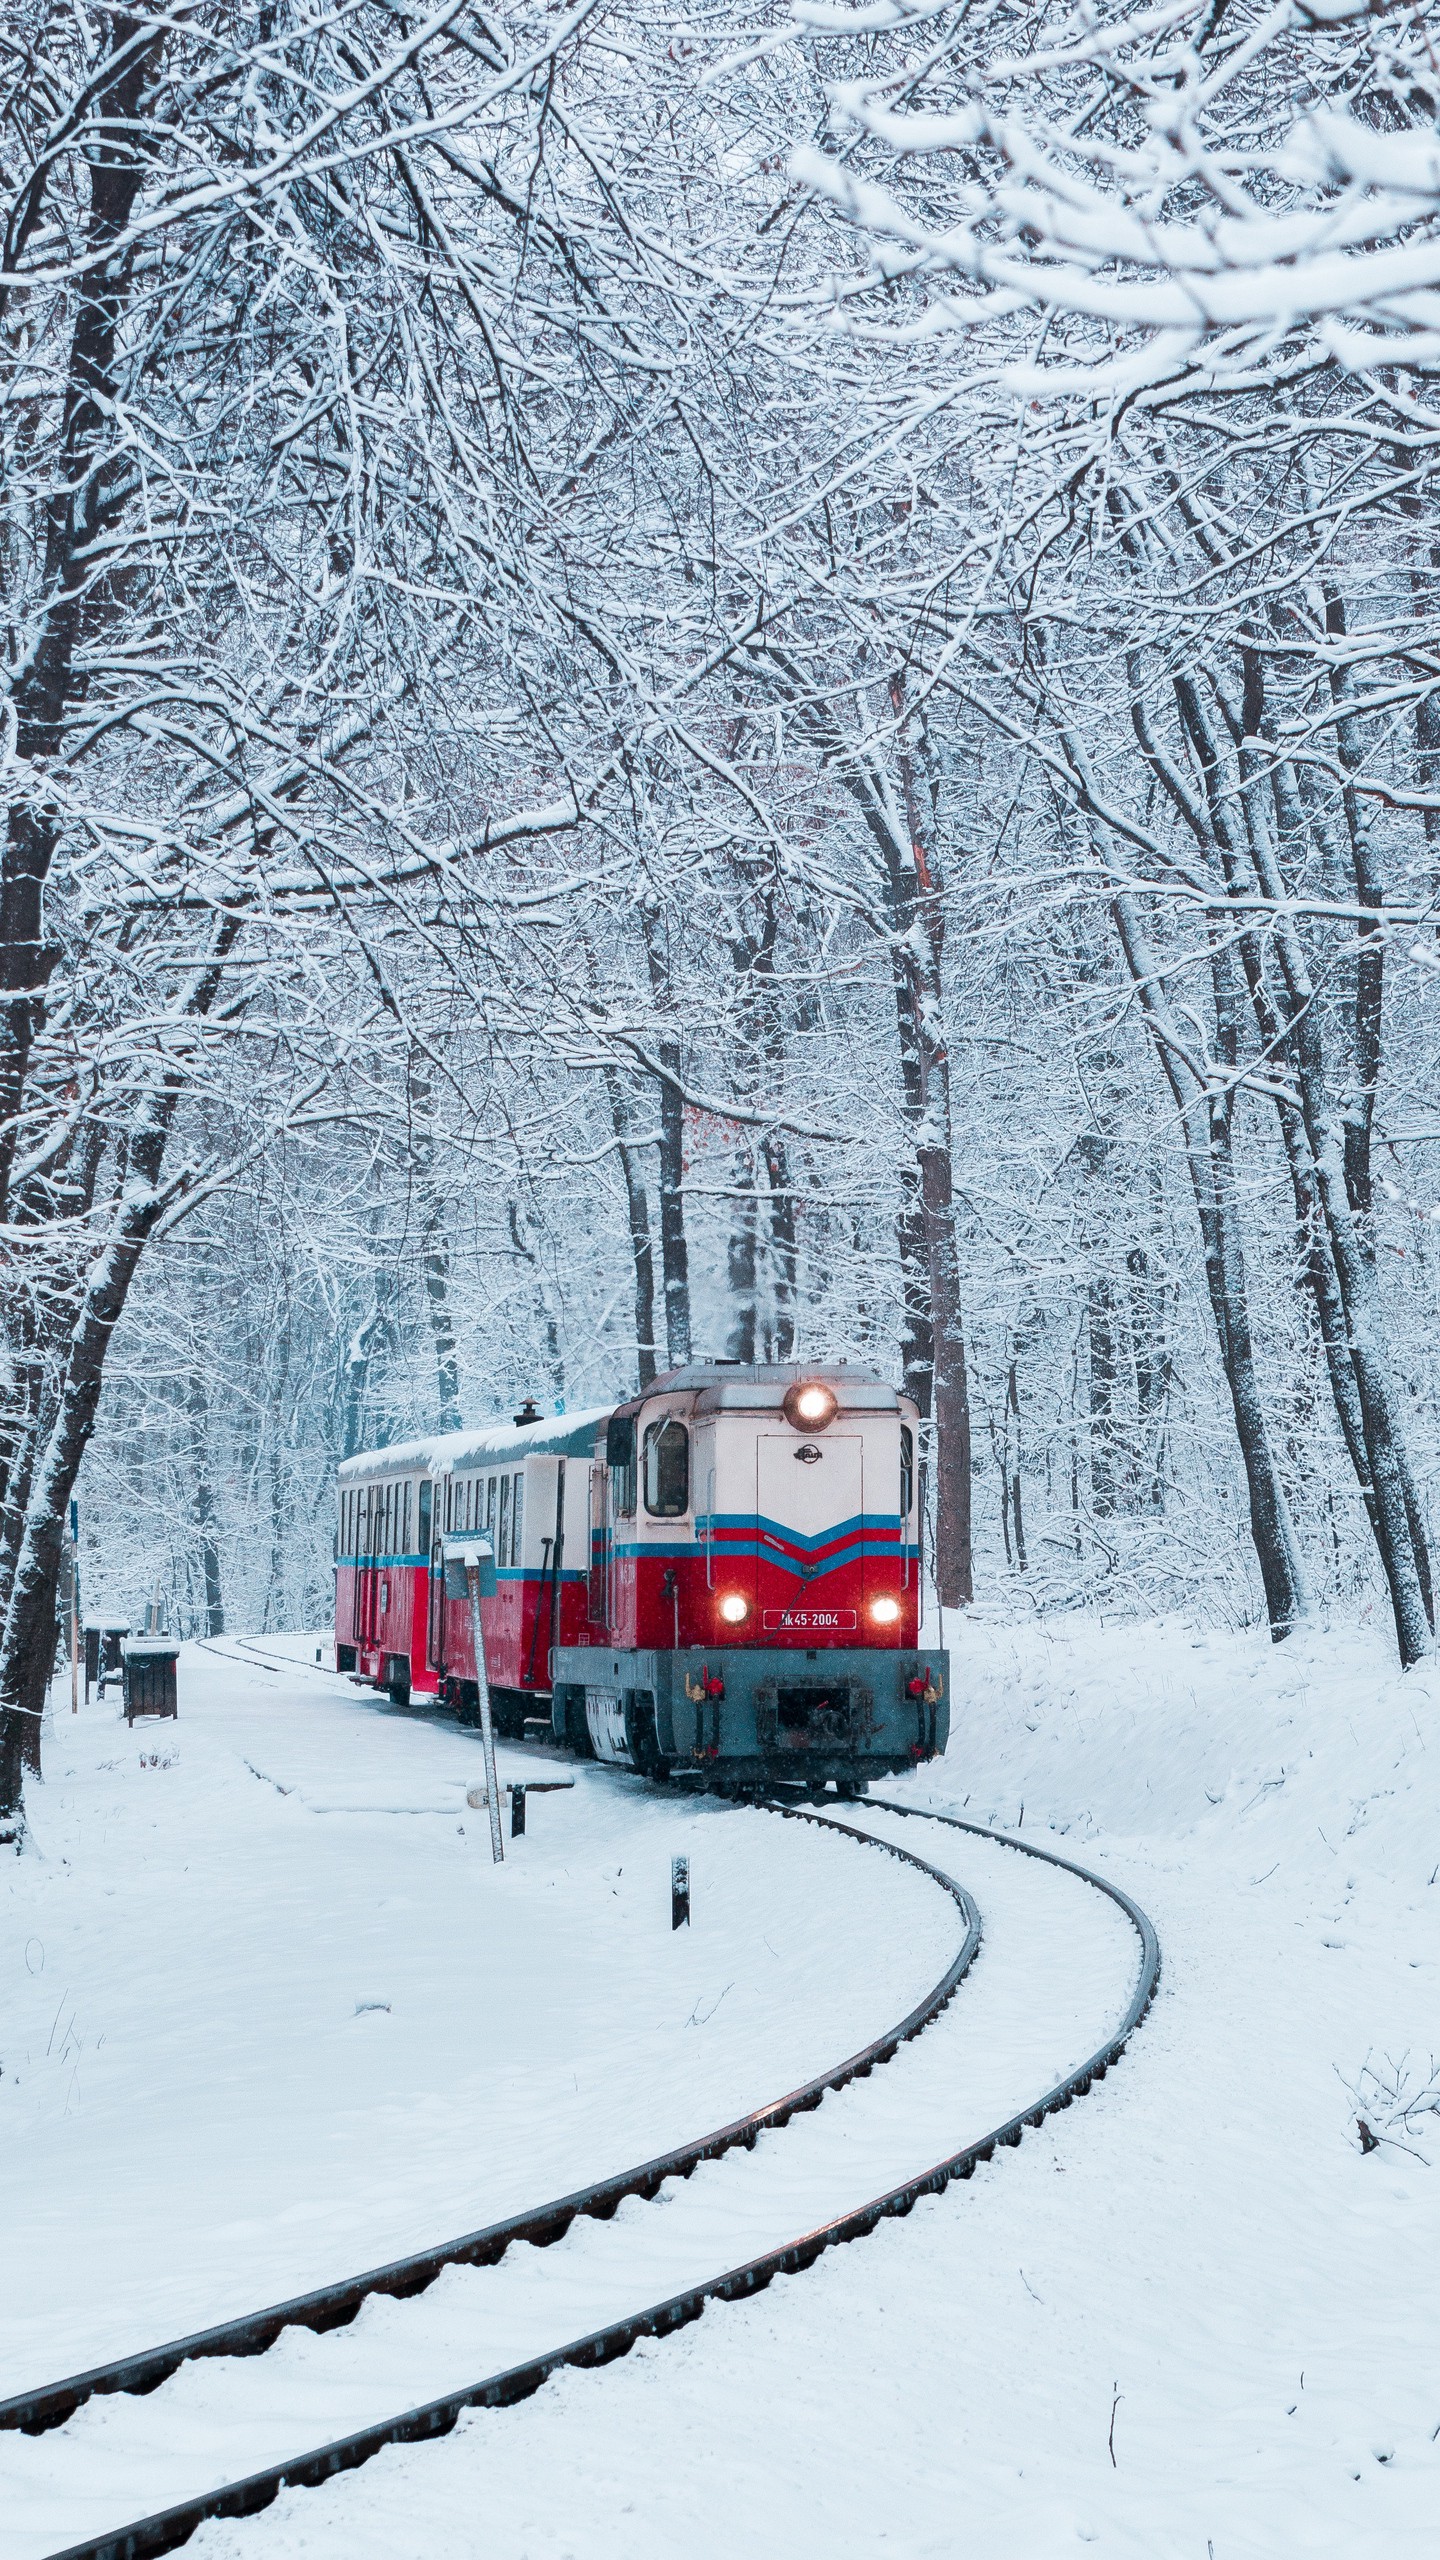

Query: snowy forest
left=7, top=0, right=1440, bottom=1809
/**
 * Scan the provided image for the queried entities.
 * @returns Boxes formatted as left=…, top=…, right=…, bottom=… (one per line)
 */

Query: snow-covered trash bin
left=121, top=1638, right=179, bottom=1725
left=85, top=1620, right=130, bottom=1698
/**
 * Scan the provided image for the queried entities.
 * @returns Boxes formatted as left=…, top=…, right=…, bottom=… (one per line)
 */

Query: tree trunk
left=189, top=1367, right=224, bottom=1636
left=654, top=1056, right=692, bottom=1369
left=762, top=1131, right=797, bottom=1360
left=1006, top=1348, right=1028, bottom=1572
left=634, top=904, right=692, bottom=1370
left=1138, top=659, right=1431, bottom=1657
left=604, top=1068, right=658, bottom=1387
left=888, top=689, right=972, bottom=1608
left=1110, top=893, right=1309, bottom=1638
left=1, top=1089, right=199, bottom=1812
left=0, top=25, right=163, bottom=1225
left=726, top=1160, right=758, bottom=1362
left=1229, top=676, right=1434, bottom=1659
left=1087, top=1277, right=1117, bottom=1517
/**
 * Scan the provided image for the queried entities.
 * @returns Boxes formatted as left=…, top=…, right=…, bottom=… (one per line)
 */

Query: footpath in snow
left=3, top=1617, right=1439, bottom=2558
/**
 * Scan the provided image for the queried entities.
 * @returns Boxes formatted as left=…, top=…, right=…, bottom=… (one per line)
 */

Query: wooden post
left=672, top=1853, right=690, bottom=1930
left=466, top=1562, right=504, bottom=1866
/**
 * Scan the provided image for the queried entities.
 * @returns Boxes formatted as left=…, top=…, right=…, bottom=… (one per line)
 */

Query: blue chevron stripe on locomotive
left=705, top=1509, right=905, bottom=1581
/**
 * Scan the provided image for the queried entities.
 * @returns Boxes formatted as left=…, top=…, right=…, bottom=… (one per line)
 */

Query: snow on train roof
left=338, top=1366, right=903, bottom=1481
left=338, top=1407, right=612, bottom=1482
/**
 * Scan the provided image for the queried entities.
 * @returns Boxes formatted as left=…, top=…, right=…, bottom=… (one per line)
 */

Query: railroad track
left=3, top=1800, right=1159, bottom=2560
left=196, top=1637, right=344, bottom=1682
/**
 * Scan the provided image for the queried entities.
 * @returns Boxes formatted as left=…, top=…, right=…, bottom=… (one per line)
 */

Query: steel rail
left=26, top=1804, right=1158, bottom=2560
left=2, top=1812, right=980, bottom=2443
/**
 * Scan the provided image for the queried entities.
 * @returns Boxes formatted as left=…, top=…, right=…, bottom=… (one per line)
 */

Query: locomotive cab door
left=756, top=1433, right=863, bottom=1637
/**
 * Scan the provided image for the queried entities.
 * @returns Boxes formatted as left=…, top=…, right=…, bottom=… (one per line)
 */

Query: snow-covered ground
left=3, top=1617, right=1438, bottom=2557
left=0, top=1638, right=958, bottom=2390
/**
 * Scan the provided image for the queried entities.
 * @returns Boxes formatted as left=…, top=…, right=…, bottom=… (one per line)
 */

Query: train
left=335, top=1360, right=949, bottom=1791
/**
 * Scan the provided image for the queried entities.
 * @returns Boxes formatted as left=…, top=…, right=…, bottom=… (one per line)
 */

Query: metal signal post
left=465, top=1561, right=504, bottom=1866
left=443, top=1536, right=505, bottom=1867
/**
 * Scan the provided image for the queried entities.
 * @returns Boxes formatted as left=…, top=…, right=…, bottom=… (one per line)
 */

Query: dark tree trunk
left=0, top=948, right=233, bottom=1817
left=1229, top=668, right=1434, bottom=1658
left=726, top=1165, right=758, bottom=1363
left=832, top=693, right=973, bottom=1606
left=407, top=1059, right=462, bottom=1431
left=1135, top=656, right=1430, bottom=1658
left=654, top=1055, right=692, bottom=1369
left=1006, top=1351, right=1027, bottom=1572
left=189, top=1367, right=224, bottom=1636
left=1111, top=893, right=1309, bottom=1639
left=1126, top=1239, right=1171, bottom=1512
left=1087, top=1277, right=1117, bottom=1517
left=0, top=23, right=163, bottom=1224
left=604, top=1068, right=658, bottom=1388
left=423, top=1223, right=462, bottom=1432
left=762, top=1131, right=796, bottom=1360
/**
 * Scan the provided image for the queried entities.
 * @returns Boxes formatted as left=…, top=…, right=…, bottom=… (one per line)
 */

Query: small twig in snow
left=685, top=1982, right=733, bottom=2028
left=1109, top=2385, right=1122, bottom=2468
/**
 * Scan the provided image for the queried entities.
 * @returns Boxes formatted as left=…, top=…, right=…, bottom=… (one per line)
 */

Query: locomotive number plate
left=763, top=1608, right=857, bottom=1632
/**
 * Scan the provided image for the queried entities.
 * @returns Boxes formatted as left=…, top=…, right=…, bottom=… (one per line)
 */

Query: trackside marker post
left=672, top=1853, right=690, bottom=1929
left=511, top=1784, right=526, bottom=1839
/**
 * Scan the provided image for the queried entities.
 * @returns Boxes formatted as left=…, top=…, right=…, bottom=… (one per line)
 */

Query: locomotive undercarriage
left=551, top=1643, right=946, bottom=1787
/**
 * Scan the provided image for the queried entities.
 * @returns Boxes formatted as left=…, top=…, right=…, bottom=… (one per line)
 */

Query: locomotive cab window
left=643, top=1416, right=689, bottom=1518
left=900, top=1425, right=915, bottom=1520
left=418, top=1479, right=432, bottom=1552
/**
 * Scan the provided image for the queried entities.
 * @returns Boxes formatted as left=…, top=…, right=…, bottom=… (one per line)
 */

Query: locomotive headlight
left=870, top=1596, right=901, bottom=1625
left=718, top=1593, right=750, bottom=1623
left=782, top=1378, right=838, bottom=1432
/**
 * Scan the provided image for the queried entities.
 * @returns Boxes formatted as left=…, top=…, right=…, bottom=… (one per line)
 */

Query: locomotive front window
left=418, top=1479, right=432, bottom=1553
left=499, top=1472, right=512, bottom=1564
left=643, top=1416, right=690, bottom=1518
left=901, top=1425, right=915, bottom=1520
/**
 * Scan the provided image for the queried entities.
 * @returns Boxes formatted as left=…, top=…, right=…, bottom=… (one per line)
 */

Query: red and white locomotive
left=335, top=1362, right=948, bottom=1789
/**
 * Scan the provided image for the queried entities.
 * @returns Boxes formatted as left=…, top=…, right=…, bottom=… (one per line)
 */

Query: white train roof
left=338, top=1407, right=612, bottom=1482
left=338, top=1364, right=907, bottom=1483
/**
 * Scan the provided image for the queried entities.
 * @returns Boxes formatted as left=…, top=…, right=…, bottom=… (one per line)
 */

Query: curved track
left=4, top=1798, right=1158, bottom=2560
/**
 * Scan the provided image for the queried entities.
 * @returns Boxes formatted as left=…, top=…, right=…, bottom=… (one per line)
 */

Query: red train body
left=335, top=1363, right=949, bottom=1787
